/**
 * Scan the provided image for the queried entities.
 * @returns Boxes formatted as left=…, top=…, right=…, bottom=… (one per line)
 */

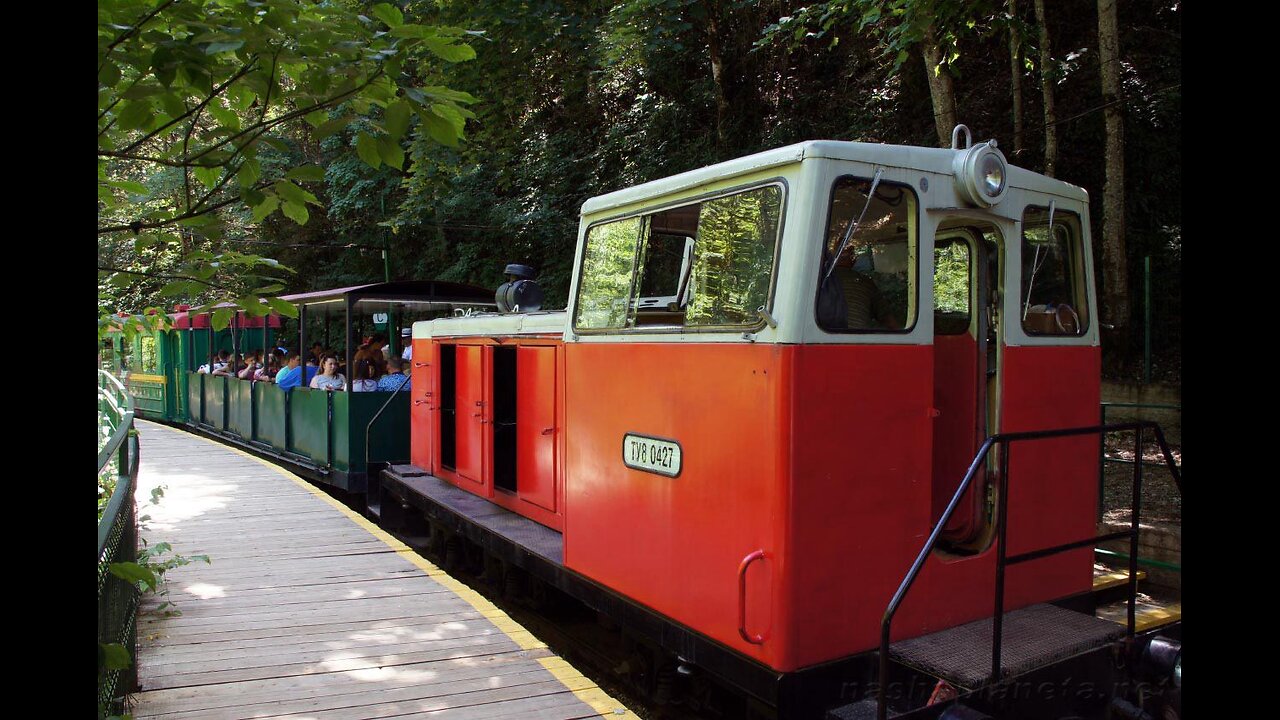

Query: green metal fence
left=98, top=371, right=140, bottom=717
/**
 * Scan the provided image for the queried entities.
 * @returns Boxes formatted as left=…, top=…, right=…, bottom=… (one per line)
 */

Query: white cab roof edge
left=580, top=140, right=1086, bottom=219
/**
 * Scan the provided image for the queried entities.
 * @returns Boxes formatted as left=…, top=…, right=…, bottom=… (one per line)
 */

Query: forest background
left=97, top=0, right=1180, bottom=381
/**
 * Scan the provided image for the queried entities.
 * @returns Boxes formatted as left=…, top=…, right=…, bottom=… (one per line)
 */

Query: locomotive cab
left=398, top=132, right=1112, bottom=686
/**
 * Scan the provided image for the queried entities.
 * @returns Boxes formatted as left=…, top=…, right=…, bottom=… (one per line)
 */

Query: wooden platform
left=130, top=420, right=637, bottom=719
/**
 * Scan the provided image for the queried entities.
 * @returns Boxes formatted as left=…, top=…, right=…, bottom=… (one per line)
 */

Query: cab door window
left=934, top=240, right=971, bottom=335
left=1021, top=207, right=1088, bottom=336
left=815, top=176, right=918, bottom=333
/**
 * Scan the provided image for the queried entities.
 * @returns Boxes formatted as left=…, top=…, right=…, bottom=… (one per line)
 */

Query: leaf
left=266, top=297, right=300, bottom=318
left=134, top=234, right=162, bottom=251
left=285, top=165, right=326, bottom=182
left=388, top=24, right=429, bottom=38
left=262, top=136, right=291, bottom=153
left=423, top=38, right=476, bottom=62
left=251, top=195, right=279, bottom=223
left=109, top=562, right=158, bottom=591
left=238, top=158, right=261, bottom=187
left=99, top=61, right=122, bottom=88
left=117, top=101, right=154, bottom=132
left=419, top=109, right=460, bottom=146
left=304, top=109, right=330, bottom=128
left=356, top=132, right=382, bottom=168
left=419, top=85, right=479, bottom=104
left=314, top=115, right=352, bottom=140
left=159, top=281, right=196, bottom=298
left=378, top=137, right=404, bottom=170
left=371, top=3, right=404, bottom=27
left=106, top=180, right=150, bottom=195
left=253, top=283, right=286, bottom=294
left=193, top=166, right=222, bottom=190
left=281, top=200, right=309, bottom=225
left=207, top=104, right=241, bottom=129
left=242, top=187, right=266, bottom=208
left=239, top=296, right=267, bottom=317
left=384, top=100, right=411, bottom=139
left=100, top=643, right=132, bottom=671
left=211, top=308, right=233, bottom=331
left=205, top=40, right=245, bottom=54
left=273, top=180, right=320, bottom=206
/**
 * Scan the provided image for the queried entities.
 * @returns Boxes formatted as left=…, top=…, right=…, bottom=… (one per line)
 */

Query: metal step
left=889, top=604, right=1124, bottom=690
left=827, top=699, right=992, bottom=720
left=826, top=698, right=901, bottom=720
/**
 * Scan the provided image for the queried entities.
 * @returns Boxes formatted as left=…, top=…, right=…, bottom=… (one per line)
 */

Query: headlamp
left=953, top=139, right=1009, bottom=208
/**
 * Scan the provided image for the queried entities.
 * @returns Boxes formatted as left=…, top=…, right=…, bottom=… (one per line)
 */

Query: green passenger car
left=110, top=281, right=494, bottom=493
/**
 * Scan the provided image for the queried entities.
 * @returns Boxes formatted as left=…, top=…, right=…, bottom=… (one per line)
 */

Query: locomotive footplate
left=380, top=463, right=882, bottom=719
left=890, top=603, right=1124, bottom=689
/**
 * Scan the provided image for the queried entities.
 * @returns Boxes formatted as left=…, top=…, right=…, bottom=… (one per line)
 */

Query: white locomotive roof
left=580, top=140, right=1086, bottom=217
left=413, top=310, right=568, bottom=340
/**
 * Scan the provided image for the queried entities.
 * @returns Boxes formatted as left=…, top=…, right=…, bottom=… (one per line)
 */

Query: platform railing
left=98, top=370, right=141, bottom=717
left=364, top=373, right=412, bottom=513
left=875, top=421, right=1182, bottom=720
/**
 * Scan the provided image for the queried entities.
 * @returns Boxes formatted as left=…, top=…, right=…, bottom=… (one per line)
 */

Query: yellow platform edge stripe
left=1092, top=570, right=1148, bottom=592
left=1134, top=602, right=1182, bottom=632
left=170, top=422, right=640, bottom=719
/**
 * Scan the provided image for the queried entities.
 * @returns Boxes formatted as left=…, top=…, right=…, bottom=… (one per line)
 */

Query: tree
left=1096, top=0, right=1128, bottom=344
left=1007, top=0, right=1024, bottom=159
left=97, top=0, right=479, bottom=336
left=1031, top=0, right=1056, bottom=176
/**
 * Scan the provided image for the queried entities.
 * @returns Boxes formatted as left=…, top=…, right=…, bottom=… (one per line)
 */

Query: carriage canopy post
left=298, top=303, right=307, bottom=368
left=345, top=295, right=355, bottom=385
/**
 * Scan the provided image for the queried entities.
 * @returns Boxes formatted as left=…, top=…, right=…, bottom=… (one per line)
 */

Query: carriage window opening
left=140, top=336, right=159, bottom=373
left=1021, top=207, right=1088, bottom=336
left=934, top=241, right=971, bottom=335
left=575, top=184, right=784, bottom=332
left=816, top=177, right=917, bottom=332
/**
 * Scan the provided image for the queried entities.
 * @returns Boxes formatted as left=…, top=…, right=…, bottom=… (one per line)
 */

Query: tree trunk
left=706, top=9, right=730, bottom=148
left=1097, top=0, right=1129, bottom=337
left=921, top=24, right=956, bottom=147
left=1032, top=0, right=1056, bottom=176
left=1009, top=0, right=1024, bottom=159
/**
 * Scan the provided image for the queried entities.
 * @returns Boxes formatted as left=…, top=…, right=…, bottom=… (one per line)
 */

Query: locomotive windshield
left=575, top=183, right=784, bottom=331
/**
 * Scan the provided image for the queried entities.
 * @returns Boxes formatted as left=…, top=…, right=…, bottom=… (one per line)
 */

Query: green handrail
left=1095, top=547, right=1182, bottom=573
left=97, top=371, right=134, bottom=479
left=98, top=370, right=140, bottom=716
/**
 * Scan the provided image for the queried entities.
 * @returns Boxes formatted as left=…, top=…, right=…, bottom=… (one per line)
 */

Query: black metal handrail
left=875, top=421, right=1182, bottom=720
left=364, top=372, right=413, bottom=482
left=98, top=370, right=141, bottom=717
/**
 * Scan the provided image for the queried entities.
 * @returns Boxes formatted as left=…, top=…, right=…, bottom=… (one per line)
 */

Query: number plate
left=622, top=433, right=682, bottom=478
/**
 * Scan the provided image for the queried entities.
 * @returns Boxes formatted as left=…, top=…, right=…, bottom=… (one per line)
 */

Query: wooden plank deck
left=131, top=420, right=638, bottom=720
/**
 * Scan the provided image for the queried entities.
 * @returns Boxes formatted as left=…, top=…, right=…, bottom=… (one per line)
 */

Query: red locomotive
left=379, top=127, right=1181, bottom=719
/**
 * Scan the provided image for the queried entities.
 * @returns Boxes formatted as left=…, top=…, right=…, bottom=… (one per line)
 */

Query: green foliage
left=98, top=0, right=478, bottom=328
left=99, top=0, right=1179, bottom=377
left=99, top=643, right=132, bottom=672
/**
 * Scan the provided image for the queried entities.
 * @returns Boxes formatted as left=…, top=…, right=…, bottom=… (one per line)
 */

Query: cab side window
left=574, top=184, right=785, bottom=332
